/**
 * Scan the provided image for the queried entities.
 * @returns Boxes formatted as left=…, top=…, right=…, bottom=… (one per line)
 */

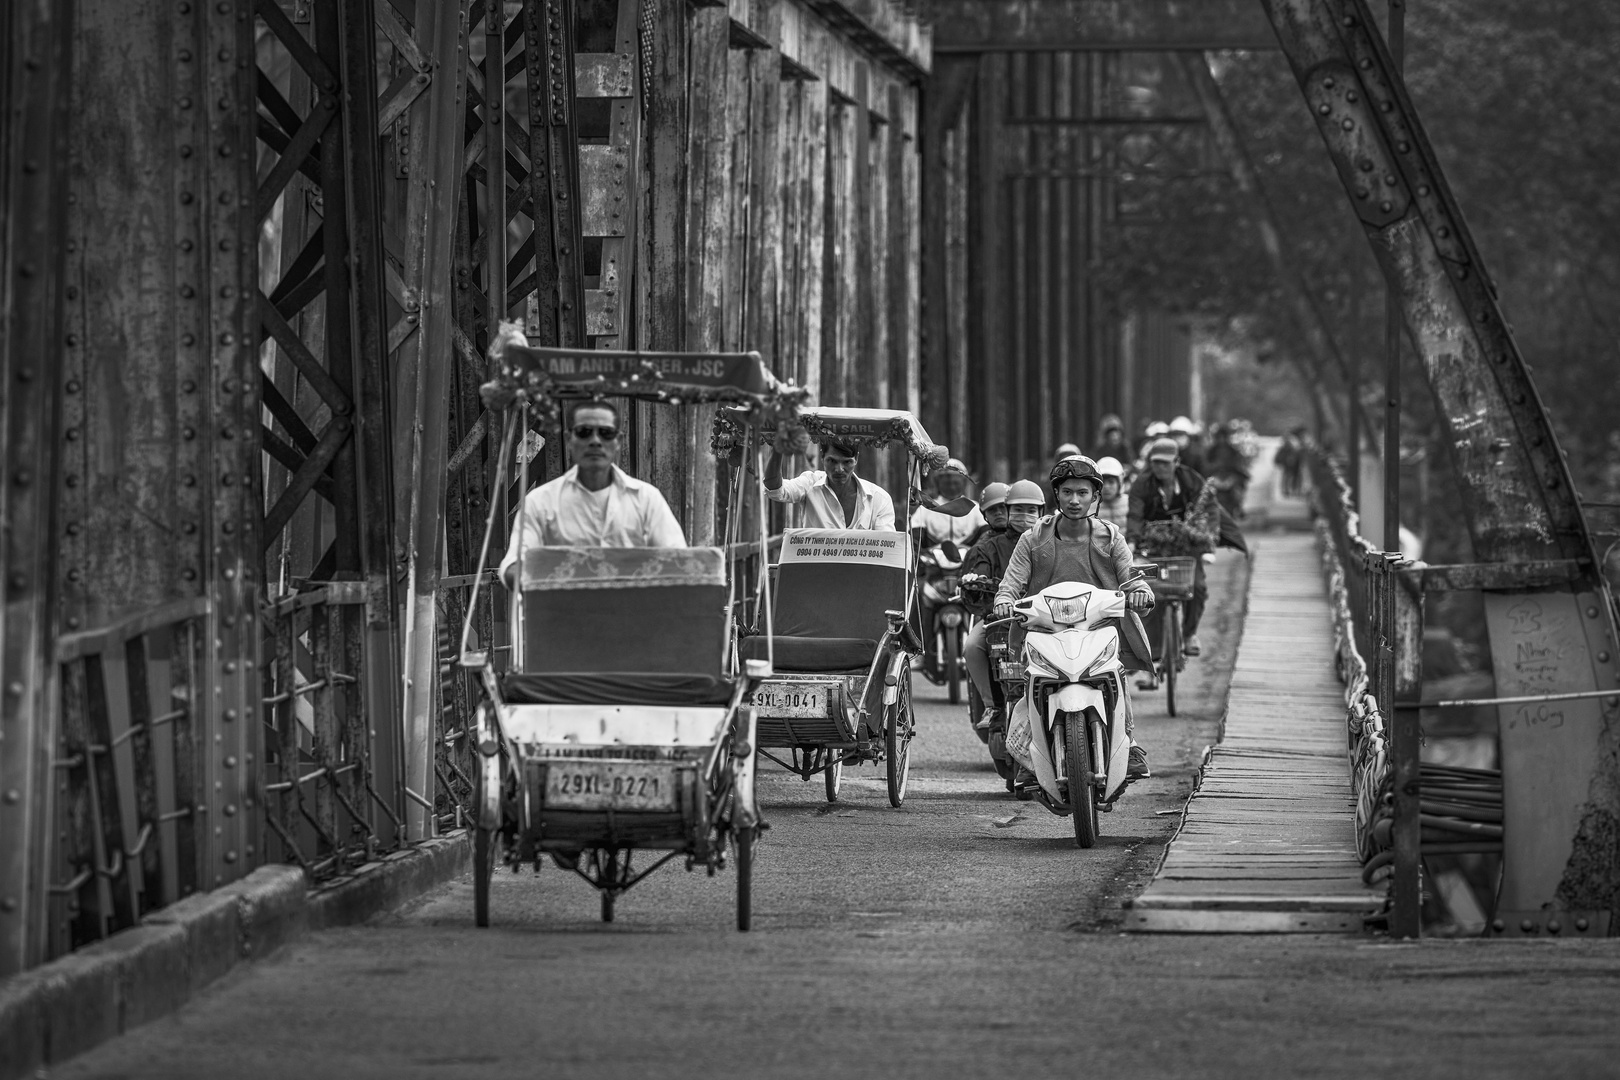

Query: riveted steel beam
left=924, top=0, right=1277, bottom=52
left=1262, top=0, right=1620, bottom=924
left=0, top=0, right=75, bottom=978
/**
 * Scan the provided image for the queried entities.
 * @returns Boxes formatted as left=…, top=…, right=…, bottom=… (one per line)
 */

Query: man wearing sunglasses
left=499, top=400, right=685, bottom=588
left=764, top=423, right=896, bottom=531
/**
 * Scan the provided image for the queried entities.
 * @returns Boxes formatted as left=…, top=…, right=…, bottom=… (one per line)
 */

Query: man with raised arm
left=764, top=422, right=897, bottom=531
left=499, top=400, right=685, bottom=589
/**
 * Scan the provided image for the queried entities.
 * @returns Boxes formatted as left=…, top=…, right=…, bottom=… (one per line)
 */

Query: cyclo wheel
left=735, top=826, right=755, bottom=932
left=945, top=629, right=961, bottom=704
left=885, top=666, right=914, bottom=807
left=824, top=753, right=843, bottom=802
left=1064, top=712, right=1098, bottom=849
left=1164, top=602, right=1180, bottom=718
left=473, top=825, right=493, bottom=928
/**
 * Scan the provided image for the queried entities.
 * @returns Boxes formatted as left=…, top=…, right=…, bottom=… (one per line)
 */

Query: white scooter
left=998, top=575, right=1153, bottom=848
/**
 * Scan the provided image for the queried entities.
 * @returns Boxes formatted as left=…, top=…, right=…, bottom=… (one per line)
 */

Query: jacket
left=1126, top=465, right=1206, bottom=544
left=962, top=527, right=1021, bottom=582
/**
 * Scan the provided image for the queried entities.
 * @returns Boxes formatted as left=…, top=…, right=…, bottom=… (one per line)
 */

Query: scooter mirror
left=929, top=495, right=979, bottom=518
left=941, top=540, right=962, bottom=563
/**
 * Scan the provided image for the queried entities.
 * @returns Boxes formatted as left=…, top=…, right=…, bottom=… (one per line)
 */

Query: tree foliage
left=1098, top=1, right=1620, bottom=511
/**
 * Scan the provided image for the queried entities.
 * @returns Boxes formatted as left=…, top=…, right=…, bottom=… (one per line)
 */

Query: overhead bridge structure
left=2, top=0, right=1618, bottom=1012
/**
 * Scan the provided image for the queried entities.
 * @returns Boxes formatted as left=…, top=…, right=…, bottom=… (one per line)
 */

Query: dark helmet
left=1049, top=455, right=1104, bottom=495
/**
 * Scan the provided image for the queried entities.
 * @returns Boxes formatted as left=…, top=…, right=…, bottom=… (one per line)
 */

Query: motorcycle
left=918, top=541, right=968, bottom=703
left=996, top=573, right=1154, bottom=848
left=961, top=572, right=1018, bottom=786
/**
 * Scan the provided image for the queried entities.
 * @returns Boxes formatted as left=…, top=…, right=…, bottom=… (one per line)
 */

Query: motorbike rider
left=1205, top=423, right=1252, bottom=520
left=993, top=457, right=1155, bottom=780
left=962, top=480, right=1044, bottom=731
left=910, top=457, right=985, bottom=547
left=1090, top=414, right=1130, bottom=463
left=1127, top=437, right=1210, bottom=657
left=1095, top=456, right=1129, bottom=527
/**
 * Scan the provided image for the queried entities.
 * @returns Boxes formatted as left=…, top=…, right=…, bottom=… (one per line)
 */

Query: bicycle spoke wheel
left=1165, top=604, right=1180, bottom=717
left=473, top=826, right=493, bottom=928
left=885, top=667, right=913, bottom=807
left=824, top=754, right=843, bottom=802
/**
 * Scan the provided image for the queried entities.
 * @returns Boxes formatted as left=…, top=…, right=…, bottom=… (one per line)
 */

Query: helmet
left=1169, top=415, right=1196, bottom=435
left=1006, top=479, right=1046, bottom=507
left=1147, top=437, right=1180, bottom=461
left=1098, top=413, right=1124, bottom=435
left=1049, top=455, right=1104, bottom=494
left=939, top=457, right=969, bottom=476
left=1145, top=420, right=1170, bottom=437
left=1053, top=442, right=1081, bottom=460
left=979, top=482, right=1010, bottom=512
left=1095, top=455, right=1125, bottom=479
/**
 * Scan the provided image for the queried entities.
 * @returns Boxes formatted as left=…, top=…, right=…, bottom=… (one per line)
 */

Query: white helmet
left=1169, top=415, right=1196, bottom=435
left=979, top=482, right=1011, bottom=512
left=1006, top=479, right=1046, bottom=507
left=1095, top=456, right=1125, bottom=479
left=1145, top=420, right=1170, bottom=437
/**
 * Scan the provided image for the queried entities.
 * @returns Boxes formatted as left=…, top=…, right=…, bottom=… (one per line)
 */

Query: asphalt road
left=56, top=544, right=1620, bottom=1080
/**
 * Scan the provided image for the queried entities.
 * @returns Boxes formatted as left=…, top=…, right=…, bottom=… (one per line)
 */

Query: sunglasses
left=571, top=425, right=619, bottom=442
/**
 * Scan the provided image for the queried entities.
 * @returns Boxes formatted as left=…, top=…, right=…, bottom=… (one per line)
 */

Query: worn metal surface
left=1264, top=0, right=1620, bottom=918
left=924, top=0, right=1276, bottom=51
left=0, top=0, right=74, bottom=977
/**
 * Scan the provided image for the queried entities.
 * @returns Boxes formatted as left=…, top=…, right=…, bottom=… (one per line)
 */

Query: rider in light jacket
left=994, top=456, right=1155, bottom=780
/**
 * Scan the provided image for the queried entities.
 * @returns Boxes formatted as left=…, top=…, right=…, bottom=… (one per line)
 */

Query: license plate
left=999, top=661, right=1026, bottom=681
left=545, top=761, right=678, bottom=811
left=749, top=683, right=829, bottom=717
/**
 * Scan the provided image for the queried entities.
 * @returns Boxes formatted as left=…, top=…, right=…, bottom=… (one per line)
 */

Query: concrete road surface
left=55, top=545, right=1620, bottom=1080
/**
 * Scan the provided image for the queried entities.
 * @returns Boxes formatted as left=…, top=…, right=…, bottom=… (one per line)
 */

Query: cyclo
left=719, top=407, right=957, bottom=807
left=460, top=324, right=804, bottom=930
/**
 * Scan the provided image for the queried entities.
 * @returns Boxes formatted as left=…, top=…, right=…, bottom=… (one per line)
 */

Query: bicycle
left=1142, top=554, right=1197, bottom=716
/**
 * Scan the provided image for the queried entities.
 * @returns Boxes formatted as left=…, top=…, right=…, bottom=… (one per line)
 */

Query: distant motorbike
left=919, top=542, right=967, bottom=703
left=961, top=572, right=1018, bottom=786
left=995, top=573, right=1153, bottom=848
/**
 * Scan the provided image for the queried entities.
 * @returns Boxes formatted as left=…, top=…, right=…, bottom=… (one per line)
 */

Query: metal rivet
left=1588, top=606, right=1600, bottom=618
left=223, top=709, right=237, bottom=722
left=64, top=428, right=79, bottom=441
left=224, top=804, right=237, bottom=816
left=16, top=366, right=33, bottom=382
left=219, top=239, right=232, bottom=252
left=1576, top=917, right=1590, bottom=931
left=223, top=661, right=237, bottom=674
left=183, top=474, right=196, bottom=486
left=65, top=522, right=80, bottom=536
left=1548, top=920, right=1562, bottom=934
left=12, top=470, right=30, bottom=486
left=218, top=190, right=232, bottom=204
left=180, top=284, right=195, bottom=298
left=0, top=898, right=15, bottom=912
left=182, top=378, right=196, bottom=392
left=3, top=789, right=19, bottom=803
left=7, top=573, right=24, bottom=590
left=218, top=97, right=231, bottom=111
left=181, top=333, right=196, bottom=347
left=179, top=48, right=192, bottom=62
left=66, top=569, right=81, bottom=583
left=1384, top=174, right=1398, bottom=186
left=220, top=473, right=233, bottom=486
left=64, top=333, right=78, bottom=347
left=182, top=427, right=196, bottom=440
left=18, top=263, right=36, bottom=278
left=182, top=567, right=197, bottom=580
left=180, top=191, right=195, bottom=205
left=64, top=475, right=79, bottom=488
left=179, top=239, right=194, bottom=252
left=1417, top=184, right=1430, bottom=196
left=66, top=616, right=80, bottom=629
left=219, top=333, right=234, bottom=345
left=182, top=521, right=197, bottom=534
left=23, top=160, right=39, bottom=174
left=1345, top=91, right=1358, bottom=103
left=223, top=850, right=238, bottom=864
left=179, top=97, right=192, bottom=110
left=1521, top=919, right=1535, bottom=932
left=224, top=755, right=237, bottom=768
left=179, top=145, right=193, bottom=158
left=178, top=0, right=190, bottom=10
left=1397, top=142, right=1411, bottom=153
left=1598, top=652, right=1610, bottom=663
left=223, top=567, right=236, bottom=580
left=1359, top=58, right=1372, bottom=70
left=5, top=682, right=23, bottom=697
left=1380, top=201, right=1393, bottom=212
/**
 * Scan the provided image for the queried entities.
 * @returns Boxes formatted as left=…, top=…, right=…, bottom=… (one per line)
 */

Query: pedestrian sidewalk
left=1125, top=530, right=1384, bottom=932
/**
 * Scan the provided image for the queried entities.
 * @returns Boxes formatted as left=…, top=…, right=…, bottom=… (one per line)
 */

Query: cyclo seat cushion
left=501, top=672, right=733, bottom=706
left=514, top=548, right=729, bottom=703
left=738, top=634, right=877, bottom=674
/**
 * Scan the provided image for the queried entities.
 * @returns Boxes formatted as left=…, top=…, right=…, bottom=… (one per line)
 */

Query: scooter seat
left=739, top=634, right=878, bottom=674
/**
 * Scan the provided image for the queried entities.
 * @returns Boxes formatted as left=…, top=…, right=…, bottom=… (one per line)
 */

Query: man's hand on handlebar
left=992, top=601, right=1013, bottom=622
left=1126, top=587, right=1154, bottom=611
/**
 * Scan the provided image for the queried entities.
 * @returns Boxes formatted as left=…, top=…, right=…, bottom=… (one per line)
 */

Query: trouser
left=965, top=620, right=994, bottom=707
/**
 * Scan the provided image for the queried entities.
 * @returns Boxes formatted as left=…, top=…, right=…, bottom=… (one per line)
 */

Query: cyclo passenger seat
left=501, top=547, right=732, bottom=706
left=739, top=529, right=910, bottom=673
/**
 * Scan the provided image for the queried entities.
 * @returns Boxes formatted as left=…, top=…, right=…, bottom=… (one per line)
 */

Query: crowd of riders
left=912, top=412, right=1256, bottom=789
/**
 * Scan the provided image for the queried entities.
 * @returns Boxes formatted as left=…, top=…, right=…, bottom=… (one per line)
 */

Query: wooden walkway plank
left=1127, top=523, right=1383, bottom=934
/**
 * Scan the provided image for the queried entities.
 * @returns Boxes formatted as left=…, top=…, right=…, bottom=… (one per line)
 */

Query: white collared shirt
left=500, top=465, right=686, bottom=581
left=767, top=470, right=897, bottom=530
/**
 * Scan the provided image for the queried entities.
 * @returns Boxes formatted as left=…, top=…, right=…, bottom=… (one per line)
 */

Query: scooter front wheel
left=1064, top=712, right=1098, bottom=849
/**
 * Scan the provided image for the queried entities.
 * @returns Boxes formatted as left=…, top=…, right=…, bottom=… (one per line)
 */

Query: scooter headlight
left=1023, top=651, right=1064, bottom=679
left=940, top=608, right=963, bottom=627
left=1046, top=594, right=1091, bottom=626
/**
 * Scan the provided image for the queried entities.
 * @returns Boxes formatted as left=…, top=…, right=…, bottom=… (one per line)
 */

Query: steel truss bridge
left=2, top=0, right=1618, bottom=988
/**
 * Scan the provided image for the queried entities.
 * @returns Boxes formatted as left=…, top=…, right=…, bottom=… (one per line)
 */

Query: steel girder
left=924, top=0, right=1277, bottom=52
left=1262, top=0, right=1620, bottom=921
